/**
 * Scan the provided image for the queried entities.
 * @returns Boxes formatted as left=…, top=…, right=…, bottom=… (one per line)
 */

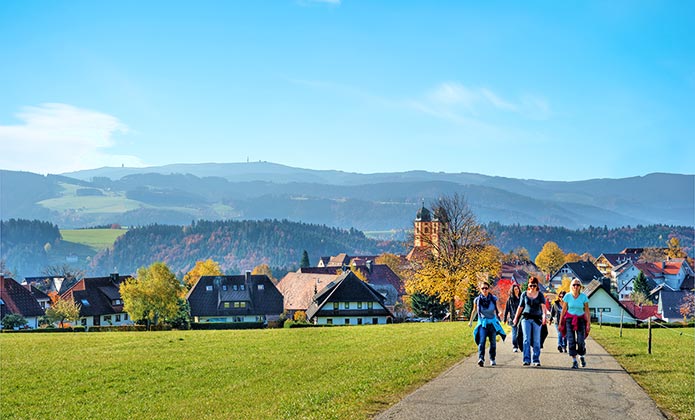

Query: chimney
left=366, top=260, right=372, bottom=273
left=245, top=270, right=251, bottom=284
left=110, top=273, right=119, bottom=282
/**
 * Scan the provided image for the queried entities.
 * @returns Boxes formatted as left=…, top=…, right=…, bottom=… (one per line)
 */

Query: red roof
left=620, top=301, right=660, bottom=321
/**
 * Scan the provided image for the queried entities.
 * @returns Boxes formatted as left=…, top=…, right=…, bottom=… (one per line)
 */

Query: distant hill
left=1, top=163, right=693, bottom=230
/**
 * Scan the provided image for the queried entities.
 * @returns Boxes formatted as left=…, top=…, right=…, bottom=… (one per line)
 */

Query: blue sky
left=1, top=1, right=693, bottom=181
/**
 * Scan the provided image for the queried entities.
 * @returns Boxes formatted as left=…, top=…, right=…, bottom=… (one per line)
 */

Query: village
left=2, top=205, right=693, bottom=331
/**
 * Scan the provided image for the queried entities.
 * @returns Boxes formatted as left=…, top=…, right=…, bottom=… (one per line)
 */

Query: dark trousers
left=477, top=323, right=497, bottom=361
left=565, top=317, right=586, bottom=357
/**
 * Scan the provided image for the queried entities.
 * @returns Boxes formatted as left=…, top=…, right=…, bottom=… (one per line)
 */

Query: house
left=305, top=271, right=394, bottom=325
left=549, top=261, right=604, bottom=289
left=655, top=290, right=689, bottom=322
left=276, top=272, right=340, bottom=318
left=634, top=259, right=694, bottom=291
left=23, top=275, right=76, bottom=295
left=187, top=271, right=283, bottom=324
left=582, top=280, right=637, bottom=324
left=61, top=273, right=133, bottom=328
left=595, top=253, right=641, bottom=278
left=23, top=284, right=51, bottom=311
left=317, top=253, right=381, bottom=268
left=619, top=301, right=660, bottom=322
left=0, top=276, right=45, bottom=329
left=299, top=263, right=405, bottom=297
left=612, top=260, right=645, bottom=301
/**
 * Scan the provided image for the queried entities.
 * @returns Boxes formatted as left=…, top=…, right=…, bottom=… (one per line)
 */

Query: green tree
left=631, top=271, right=651, bottom=303
left=183, top=259, right=223, bottom=289
left=1, top=313, right=27, bottom=329
left=407, top=194, right=501, bottom=321
left=120, top=262, right=183, bottom=329
left=45, top=298, right=81, bottom=327
left=535, top=241, right=565, bottom=276
left=410, top=292, right=448, bottom=320
left=461, top=281, right=479, bottom=320
left=300, top=250, right=310, bottom=268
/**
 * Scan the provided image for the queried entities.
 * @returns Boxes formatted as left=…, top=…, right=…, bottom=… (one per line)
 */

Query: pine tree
left=300, top=250, right=310, bottom=268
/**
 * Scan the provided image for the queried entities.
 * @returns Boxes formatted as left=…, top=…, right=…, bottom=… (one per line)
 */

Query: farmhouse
left=187, top=272, right=283, bottom=324
left=276, top=271, right=339, bottom=318
left=0, top=276, right=45, bottom=329
left=61, top=273, right=133, bottom=327
left=549, top=261, right=604, bottom=289
left=583, top=280, right=637, bottom=324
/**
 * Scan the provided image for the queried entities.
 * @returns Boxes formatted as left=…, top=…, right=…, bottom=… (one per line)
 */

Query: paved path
left=375, top=326, right=666, bottom=420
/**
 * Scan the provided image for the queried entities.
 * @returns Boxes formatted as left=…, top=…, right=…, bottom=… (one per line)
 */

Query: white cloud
left=0, top=103, right=144, bottom=174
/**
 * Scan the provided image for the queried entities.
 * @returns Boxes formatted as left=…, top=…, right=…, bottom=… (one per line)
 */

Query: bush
left=1, top=327, right=82, bottom=333
left=266, top=319, right=285, bottom=329
left=190, top=322, right=265, bottom=330
left=1, top=314, right=27, bottom=329
left=283, top=320, right=321, bottom=329
left=88, top=325, right=147, bottom=332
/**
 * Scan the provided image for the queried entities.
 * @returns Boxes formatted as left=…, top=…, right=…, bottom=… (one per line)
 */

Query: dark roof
left=187, top=274, right=283, bottom=317
left=552, top=261, right=603, bottom=283
left=681, top=274, right=694, bottom=291
left=299, top=264, right=404, bottom=295
left=598, top=253, right=641, bottom=267
left=23, top=276, right=76, bottom=295
left=416, top=205, right=432, bottom=222
left=61, top=274, right=131, bottom=317
left=23, top=284, right=50, bottom=301
left=306, top=271, right=394, bottom=320
left=1, top=277, right=45, bottom=319
left=658, top=290, right=688, bottom=321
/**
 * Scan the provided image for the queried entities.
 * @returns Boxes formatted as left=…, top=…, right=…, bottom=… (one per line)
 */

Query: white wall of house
left=195, top=315, right=266, bottom=323
left=314, top=315, right=389, bottom=325
left=73, top=312, right=132, bottom=328
left=588, top=289, right=636, bottom=324
left=615, top=264, right=641, bottom=300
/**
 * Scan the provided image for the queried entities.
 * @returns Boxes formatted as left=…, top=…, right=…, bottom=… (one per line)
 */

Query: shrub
left=88, top=325, right=147, bottom=332
left=1, top=314, right=27, bottom=329
left=190, top=322, right=264, bottom=330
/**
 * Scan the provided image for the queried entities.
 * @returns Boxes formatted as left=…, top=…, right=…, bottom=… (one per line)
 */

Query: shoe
left=523, top=362, right=530, bottom=366
left=478, top=359, right=484, bottom=367
left=533, top=362, right=541, bottom=367
left=572, top=360, right=579, bottom=369
left=490, top=360, right=496, bottom=366
left=563, top=347, right=567, bottom=353
left=580, top=356, right=586, bottom=367
left=513, top=347, right=519, bottom=353
left=557, top=346, right=563, bottom=353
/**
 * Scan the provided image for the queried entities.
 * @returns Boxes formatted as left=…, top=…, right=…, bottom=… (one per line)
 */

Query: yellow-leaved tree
left=120, top=262, right=183, bottom=329
left=252, top=263, right=276, bottom=283
left=406, top=194, right=501, bottom=321
left=535, top=241, right=565, bottom=278
left=184, top=259, right=223, bottom=289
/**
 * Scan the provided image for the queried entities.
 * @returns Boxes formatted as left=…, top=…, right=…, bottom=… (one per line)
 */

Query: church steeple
left=408, top=201, right=441, bottom=260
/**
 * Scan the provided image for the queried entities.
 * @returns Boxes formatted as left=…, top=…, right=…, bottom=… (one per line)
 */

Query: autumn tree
left=183, top=259, right=223, bottom=289
left=564, top=252, right=581, bottom=263
left=679, top=293, right=695, bottom=320
left=640, top=247, right=666, bottom=263
left=666, top=237, right=687, bottom=259
left=120, top=262, right=183, bottom=328
left=300, top=250, right=310, bottom=268
left=45, top=298, right=81, bottom=327
left=502, top=247, right=531, bottom=263
left=252, top=263, right=276, bottom=283
left=535, top=242, right=565, bottom=277
left=406, top=194, right=502, bottom=321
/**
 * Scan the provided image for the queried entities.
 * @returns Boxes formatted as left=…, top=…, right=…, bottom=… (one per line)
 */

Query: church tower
left=408, top=203, right=441, bottom=260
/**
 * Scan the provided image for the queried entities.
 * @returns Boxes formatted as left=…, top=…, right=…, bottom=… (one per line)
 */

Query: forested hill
left=90, top=219, right=404, bottom=277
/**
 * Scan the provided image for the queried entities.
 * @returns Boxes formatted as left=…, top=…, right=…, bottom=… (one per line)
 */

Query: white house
left=583, top=280, right=637, bottom=324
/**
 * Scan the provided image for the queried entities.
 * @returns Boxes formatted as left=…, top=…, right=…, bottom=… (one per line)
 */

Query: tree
left=631, top=272, right=652, bottom=303
left=410, top=292, right=447, bottom=320
left=406, top=194, right=501, bottom=321
left=1, top=313, right=27, bottom=329
left=300, top=250, right=310, bottom=268
left=293, top=310, right=307, bottom=322
left=252, top=263, right=275, bottom=282
left=45, top=298, right=81, bottom=327
left=680, top=293, right=695, bottom=321
left=564, top=252, right=581, bottom=263
left=640, top=248, right=666, bottom=263
left=183, top=259, right=223, bottom=289
left=120, top=262, right=183, bottom=328
left=666, top=237, right=687, bottom=259
left=535, top=242, right=565, bottom=276
left=502, top=247, right=531, bottom=263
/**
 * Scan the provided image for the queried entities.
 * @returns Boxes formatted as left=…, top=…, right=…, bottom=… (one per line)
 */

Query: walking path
left=375, top=326, right=666, bottom=420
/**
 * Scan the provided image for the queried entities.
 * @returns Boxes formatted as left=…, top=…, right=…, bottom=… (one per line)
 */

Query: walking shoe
left=513, top=347, right=519, bottom=353
left=523, top=362, right=530, bottom=366
left=557, top=345, right=563, bottom=353
left=478, top=359, right=484, bottom=367
left=490, top=360, right=496, bottom=366
left=563, top=347, right=567, bottom=353
left=580, top=356, right=586, bottom=367
left=533, top=362, right=541, bottom=367
left=572, top=360, right=579, bottom=369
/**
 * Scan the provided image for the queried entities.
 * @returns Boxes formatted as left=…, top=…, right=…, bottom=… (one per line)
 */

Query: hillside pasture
left=0, top=323, right=474, bottom=420
left=591, top=325, right=694, bottom=420
left=60, top=228, right=128, bottom=251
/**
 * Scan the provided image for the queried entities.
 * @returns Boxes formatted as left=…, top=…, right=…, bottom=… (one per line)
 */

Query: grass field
left=60, top=229, right=128, bottom=251
left=0, top=323, right=475, bottom=420
left=591, top=325, right=694, bottom=420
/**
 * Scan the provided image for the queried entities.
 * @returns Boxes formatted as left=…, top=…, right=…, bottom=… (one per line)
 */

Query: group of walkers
left=469, top=277, right=591, bottom=369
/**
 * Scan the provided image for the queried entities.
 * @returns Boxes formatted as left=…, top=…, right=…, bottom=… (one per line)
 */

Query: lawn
left=0, top=323, right=475, bottom=420
left=591, top=325, right=694, bottom=420
left=60, top=228, right=128, bottom=251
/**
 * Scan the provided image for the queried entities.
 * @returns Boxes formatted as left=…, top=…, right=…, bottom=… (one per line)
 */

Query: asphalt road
left=375, top=326, right=667, bottom=420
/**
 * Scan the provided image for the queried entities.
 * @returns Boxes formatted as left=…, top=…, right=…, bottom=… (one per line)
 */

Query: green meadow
left=0, top=323, right=475, bottom=420
left=60, top=229, right=128, bottom=251
left=591, top=325, right=694, bottom=420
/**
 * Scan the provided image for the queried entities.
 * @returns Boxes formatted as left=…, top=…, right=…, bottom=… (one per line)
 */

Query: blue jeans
left=511, top=324, right=519, bottom=349
left=521, top=318, right=542, bottom=364
left=565, top=317, right=586, bottom=357
left=555, top=324, right=566, bottom=349
left=477, top=323, right=497, bottom=361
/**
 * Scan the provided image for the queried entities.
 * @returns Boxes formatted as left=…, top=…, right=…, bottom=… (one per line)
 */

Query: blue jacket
left=473, top=318, right=506, bottom=344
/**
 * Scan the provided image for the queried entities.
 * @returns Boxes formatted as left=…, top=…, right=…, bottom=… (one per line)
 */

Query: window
left=103, top=315, right=111, bottom=322
left=345, top=319, right=350, bottom=325
left=357, top=318, right=363, bottom=325
left=233, top=284, right=238, bottom=291
left=368, top=302, right=373, bottom=309
left=240, top=302, right=247, bottom=308
left=344, top=302, right=349, bottom=309
left=0, top=298, right=4, bottom=305
left=357, top=302, right=362, bottom=309
left=257, top=284, right=264, bottom=290
left=115, top=315, right=121, bottom=322
left=240, top=284, right=245, bottom=291
left=205, top=285, right=213, bottom=291
left=327, top=318, right=333, bottom=325
left=222, top=285, right=228, bottom=291
left=372, top=318, right=378, bottom=324
left=124, top=314, right=129, bottom=320
left=80, top=318, right=87, bottom=326
left=333, top=302, right=339, bottom=310
left=234, top=302, right=240, bottom=308
left=224, top=302, right=231, bottom=309
left=81, top=299, right=90, bottom=306
left=114, top=299, right=121, bottom=305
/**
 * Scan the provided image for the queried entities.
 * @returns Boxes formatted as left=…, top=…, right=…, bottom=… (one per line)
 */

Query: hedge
left=190, top=322, right=264, bottom=330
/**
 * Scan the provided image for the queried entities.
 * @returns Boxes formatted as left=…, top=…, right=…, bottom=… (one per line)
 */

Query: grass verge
left=0, top=323, right=475, bottom=420
left=591, top=325, right=694, bottom=420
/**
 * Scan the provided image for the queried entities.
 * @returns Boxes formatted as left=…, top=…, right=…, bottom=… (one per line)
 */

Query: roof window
left=81, top=299, right=90, bottom=306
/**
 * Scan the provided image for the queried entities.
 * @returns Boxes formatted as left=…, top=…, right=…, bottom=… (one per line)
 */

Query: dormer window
left=233, top=284, right=238, bottom=291
left=81, top=299, right=90, bottom=306
left=257, top=284, right=264, bottom=291
left=205, top=285, right=213, bottom=291
left=222, top=285, right=228, bottom=291
left=240, top=284, right=245, bottom=291
left=113, top=299, right=122, bottom=305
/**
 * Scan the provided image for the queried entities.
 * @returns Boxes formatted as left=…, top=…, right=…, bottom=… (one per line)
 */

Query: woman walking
left=559, top=278, right=591, bottom=369
left=512, top=277, right=546, bottom=367
left=549, top=291, right=567, bottom=353
left=504, top=283, right=522, bottom=352
left=469, top=281, right=505, bottom=367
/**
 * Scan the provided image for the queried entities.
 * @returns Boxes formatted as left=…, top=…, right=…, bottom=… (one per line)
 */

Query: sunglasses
left=572, top=284, right=581, bottom=287
left=481, top=287, right=489, bottom=290
left=528, top=284, right=538, bottom=288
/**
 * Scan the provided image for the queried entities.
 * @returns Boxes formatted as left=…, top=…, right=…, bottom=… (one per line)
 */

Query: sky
left=0, top=1, right=693, bottom=181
